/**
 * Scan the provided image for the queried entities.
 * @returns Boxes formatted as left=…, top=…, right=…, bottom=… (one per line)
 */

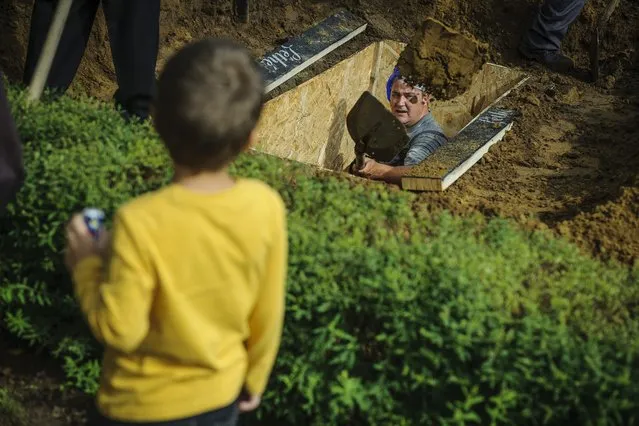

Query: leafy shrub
left=1, top=84, right=639, bottom=425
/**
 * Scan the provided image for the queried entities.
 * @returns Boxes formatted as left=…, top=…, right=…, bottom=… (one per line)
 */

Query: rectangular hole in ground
left=252, top=39, right=525, bottom=174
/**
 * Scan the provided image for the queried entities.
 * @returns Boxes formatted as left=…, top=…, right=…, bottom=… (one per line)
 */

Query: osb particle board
left=253, top=38, right=525, bottom=172
left=430, top=64, right=525, bottom=138
left=402, top=107, right=518, bottom=191
left=258, top=9, right=368, bottom=93
left=253, top=42, right=378, bottom=170
left=369, top=40, right=405, bottom=104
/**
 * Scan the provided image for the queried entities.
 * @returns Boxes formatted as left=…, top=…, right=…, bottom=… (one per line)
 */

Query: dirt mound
left=397, top=17, right=489, bottom=100
left=413, top=64, right=639, bottom=264
left=0, top=0, right=638, bottom=265
left=557, top=184, right=639, bottom=265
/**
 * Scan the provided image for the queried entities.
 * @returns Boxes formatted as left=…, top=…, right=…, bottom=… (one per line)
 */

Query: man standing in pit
left=23, top=0, right=160, bottom=121
left=518, top=0, right=587, bottom=73
left=354, top=68, right=448, bottom=185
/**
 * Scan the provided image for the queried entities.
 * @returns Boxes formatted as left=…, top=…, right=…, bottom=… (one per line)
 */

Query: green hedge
left=1, top=83, right=639, bottom=425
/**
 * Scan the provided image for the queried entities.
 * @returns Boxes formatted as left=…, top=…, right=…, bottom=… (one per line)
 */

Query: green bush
left=1, top=84, right=639, bottom=425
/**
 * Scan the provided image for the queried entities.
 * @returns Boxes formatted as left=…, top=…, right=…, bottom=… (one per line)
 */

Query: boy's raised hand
left=64, top=213, right=110, bottom=271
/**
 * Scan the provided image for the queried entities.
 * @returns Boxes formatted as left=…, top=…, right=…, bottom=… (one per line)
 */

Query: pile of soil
left=414, top=65, right=639, bottom=265
left=397, top=17, right=489, bottom=100
left=0, top=0, right=636, bottom=260
left=0, top=331, right=91, bottom=425
left=0, top=0, right=638, bottom=423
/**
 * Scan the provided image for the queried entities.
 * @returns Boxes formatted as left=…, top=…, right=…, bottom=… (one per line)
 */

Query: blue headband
left=386, top=67, right=427, bottom=100
left=386, top=67, right=401, bottom=101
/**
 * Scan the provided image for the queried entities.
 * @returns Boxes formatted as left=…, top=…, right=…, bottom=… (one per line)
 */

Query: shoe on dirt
left=518, top=44, right=575, bottom=74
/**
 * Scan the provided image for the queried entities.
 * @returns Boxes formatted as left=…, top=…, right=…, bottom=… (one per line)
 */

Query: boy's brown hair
left=154, top=38, right=264, bottom=171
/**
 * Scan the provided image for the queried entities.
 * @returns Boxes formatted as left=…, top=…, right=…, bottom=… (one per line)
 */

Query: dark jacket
left=0, top=73, right=24, bottom=210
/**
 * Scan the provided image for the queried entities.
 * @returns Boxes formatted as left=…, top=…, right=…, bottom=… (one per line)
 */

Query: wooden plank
left=253, top=43, right=379, bottom=170
left=367, top=41, right=383, bottom=93
left=401, top=107, right=518, bottom=192
left=369, top=40, right=404, bottom=104
left=453, top=73, right=529, bottom=135
left=257, top=9, right=367, bottom=93
left=430, top=67, right=527, bottom=138
left=252, top=37, right=526, bottom=179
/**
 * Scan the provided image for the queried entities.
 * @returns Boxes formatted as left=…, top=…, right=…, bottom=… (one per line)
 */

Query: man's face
left=390, top=79, right=430, bottom=126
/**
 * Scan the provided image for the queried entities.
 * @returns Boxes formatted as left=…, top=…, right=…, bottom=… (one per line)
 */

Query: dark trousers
left=0, top=73, right=24, bottom=211
left=88, top=402, right=239, bottom=426
left=522, top=0, right=586, bottom=52
left=22, top=0, right=160, bottom=120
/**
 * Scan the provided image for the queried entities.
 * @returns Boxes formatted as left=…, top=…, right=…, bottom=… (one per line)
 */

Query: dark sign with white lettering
left=258, top=9, right=367, bottom=93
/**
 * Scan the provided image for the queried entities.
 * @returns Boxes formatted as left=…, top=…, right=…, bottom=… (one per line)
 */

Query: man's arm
left=244, top=194, right=288, bottom=396
left=72, top=210, right=155, bottom=354
left=403, top=130, right=447, bottom=167
left=356, top=130, right=447, bottom=185
left=357, top=160, right=413, bottom=185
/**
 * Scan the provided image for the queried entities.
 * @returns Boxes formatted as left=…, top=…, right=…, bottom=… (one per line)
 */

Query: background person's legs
left=519, top=0, right=587, bottom=72
left=102, top=0, right=160, bottom=122
left=0, top=74, right=24, bottom=211
left=22, top=0, right=100, bottom=94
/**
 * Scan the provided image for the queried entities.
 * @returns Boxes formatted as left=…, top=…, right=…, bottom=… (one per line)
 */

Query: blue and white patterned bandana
left=385, top=67, right=427, bottom=100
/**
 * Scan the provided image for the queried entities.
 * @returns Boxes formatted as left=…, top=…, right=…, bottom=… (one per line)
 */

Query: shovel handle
left=591, top=0, right=622, bottom=82
left=28, top=0, right=73, bottom=102
left=234, top=0, right=249, bottom=23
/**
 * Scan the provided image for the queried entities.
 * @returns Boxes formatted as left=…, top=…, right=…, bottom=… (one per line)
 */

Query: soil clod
left=397, top=17, right=489, bottom=100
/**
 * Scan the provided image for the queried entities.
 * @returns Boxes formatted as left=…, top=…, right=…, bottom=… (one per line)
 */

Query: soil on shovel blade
left=397, top=17, right=490, bottom=100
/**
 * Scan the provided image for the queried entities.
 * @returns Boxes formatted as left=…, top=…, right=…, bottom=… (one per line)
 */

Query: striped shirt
left=387, top=112, right=448, bottom=166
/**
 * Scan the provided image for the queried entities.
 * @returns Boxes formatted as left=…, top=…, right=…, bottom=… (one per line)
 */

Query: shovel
left=346, top=91, right=408, bottom=172
left=590, top=0, right=622, bottom=82
left=27, top=0, right=73, bottom=102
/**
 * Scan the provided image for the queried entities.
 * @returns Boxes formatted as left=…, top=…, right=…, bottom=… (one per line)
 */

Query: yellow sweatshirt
left=72, top=178, right=288, bottom=422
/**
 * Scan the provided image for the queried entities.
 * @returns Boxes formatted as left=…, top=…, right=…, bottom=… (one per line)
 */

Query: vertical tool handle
left=591, top=0, right=622, bottom=82
left=27, top=0, right=73, bottom=102
left=234, top=0, right=249, bottom=23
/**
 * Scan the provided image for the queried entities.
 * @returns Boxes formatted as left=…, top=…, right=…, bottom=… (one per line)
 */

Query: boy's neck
left=173, top=165, right=235, bottom=193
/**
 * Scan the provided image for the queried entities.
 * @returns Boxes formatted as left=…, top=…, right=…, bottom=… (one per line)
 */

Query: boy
left=64, top=38, right=288, bottom=426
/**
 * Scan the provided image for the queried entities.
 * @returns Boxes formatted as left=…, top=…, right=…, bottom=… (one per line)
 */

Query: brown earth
left=414, top=66, right=639, bottom=265
left=397, top=17, right=489, bottom=100
left=0, top=1, right=635, bottom=266
left=0, top=331, right=92, bottom=425
left=0, top=0, right=636, bottom=268
left=0, top=1, right=638, bottom=420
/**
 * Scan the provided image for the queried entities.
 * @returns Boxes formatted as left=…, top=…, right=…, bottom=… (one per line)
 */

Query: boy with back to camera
left=64, top=38, right=288, bottom=426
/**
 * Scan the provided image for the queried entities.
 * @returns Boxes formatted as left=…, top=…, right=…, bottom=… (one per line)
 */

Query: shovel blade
left=346, top=91, right=409, bottom=163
